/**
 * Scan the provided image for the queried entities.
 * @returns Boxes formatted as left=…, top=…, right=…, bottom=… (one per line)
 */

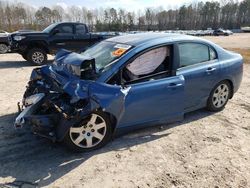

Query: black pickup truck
left=10, top=22, right=113, bottom=65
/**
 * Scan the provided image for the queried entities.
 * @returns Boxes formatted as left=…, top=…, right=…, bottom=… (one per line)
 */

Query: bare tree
left=1, top=0, right=250, bottom=32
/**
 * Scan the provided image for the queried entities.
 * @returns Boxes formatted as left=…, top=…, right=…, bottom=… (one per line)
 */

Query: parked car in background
left=0, top=32, right=10, bottom=54
left=0, top=30, right=9, bottom=37
left=213, top=29, right=233, bottom=36
left=241, top=27, right=250, bottom=32
left=9, top=22, right=112, bottom=65
left=14, top=33, right=243, bottom=151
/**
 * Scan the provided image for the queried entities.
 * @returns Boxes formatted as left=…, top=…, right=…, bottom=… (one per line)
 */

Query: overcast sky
left=8, top=0, right=226, bottom=11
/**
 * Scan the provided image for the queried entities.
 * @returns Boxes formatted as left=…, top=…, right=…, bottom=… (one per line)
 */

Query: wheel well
left=223, top=79, right=234, bottom=99
left=26, top=42, right=49, bottom=54
left=102, top=111, right=117, bottom=134
left=0, top=42, right=9, bottom=46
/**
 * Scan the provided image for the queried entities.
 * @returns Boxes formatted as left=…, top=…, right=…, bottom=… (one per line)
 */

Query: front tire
left=207, top=81, right=231, bottom=112
left=0, top=43, right=8, bottom=54
left=63, top=111, right=113, bottom=152
left=27, top=48, right=47, bottom=65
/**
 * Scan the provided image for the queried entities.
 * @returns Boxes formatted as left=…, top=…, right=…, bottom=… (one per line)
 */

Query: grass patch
left=226, top=48, right=250, bottom=64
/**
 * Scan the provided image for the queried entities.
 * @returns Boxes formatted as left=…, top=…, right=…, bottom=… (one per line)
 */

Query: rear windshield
left=81, top=41, right=132, bottom=73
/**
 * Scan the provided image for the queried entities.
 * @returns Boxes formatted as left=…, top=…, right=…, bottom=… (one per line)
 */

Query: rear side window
left=179, top=43, right=209, bottom=67
left=76, top=25, right=86, bottom=35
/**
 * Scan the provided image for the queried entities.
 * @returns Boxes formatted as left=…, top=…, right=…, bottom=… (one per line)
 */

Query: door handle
left=206, top=67, right=216, bottom=73
left=167, top=83, right=183, bottom=88
left=56, top=43, right=65, bottom=46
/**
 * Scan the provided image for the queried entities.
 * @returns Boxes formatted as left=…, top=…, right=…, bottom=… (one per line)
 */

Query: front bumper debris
left=14, top=93, right=45, bottom=128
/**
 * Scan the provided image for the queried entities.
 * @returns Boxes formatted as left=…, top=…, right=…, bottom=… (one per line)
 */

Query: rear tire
left=27, top=48, right=47, bottom=65
left=0, top=43, right=8, bottom=54
left=63, top=111, right=113, bottom=152
left=207, top=81, right=232, bottom=112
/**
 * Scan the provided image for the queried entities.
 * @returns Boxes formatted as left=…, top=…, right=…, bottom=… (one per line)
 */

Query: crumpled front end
left=14, top=63, right=127, bottom=141
left=14, top=66, right=95, bottom=141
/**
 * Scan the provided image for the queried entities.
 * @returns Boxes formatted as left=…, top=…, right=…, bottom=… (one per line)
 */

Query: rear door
left=176, top=42, right=221, bottom=111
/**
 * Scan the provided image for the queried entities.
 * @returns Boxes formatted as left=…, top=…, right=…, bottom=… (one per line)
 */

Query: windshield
left=43, top=23, right=57, bottom=33
left=81, top=41, right=132, bottom=72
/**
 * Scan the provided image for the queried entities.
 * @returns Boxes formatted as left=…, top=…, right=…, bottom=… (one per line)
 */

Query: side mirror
left=52, top=29, right=59, bottom=35
left=119, top=69, right=127, bottom=88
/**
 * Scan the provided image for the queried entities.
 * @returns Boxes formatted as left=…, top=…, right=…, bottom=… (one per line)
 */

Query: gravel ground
left=0, top=34, right=249, bottom=188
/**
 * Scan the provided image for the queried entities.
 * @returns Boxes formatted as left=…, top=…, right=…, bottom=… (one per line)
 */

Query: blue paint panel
left=177, top=60, right=222, bottom=111
left=119, top=75, right=185, bottom=127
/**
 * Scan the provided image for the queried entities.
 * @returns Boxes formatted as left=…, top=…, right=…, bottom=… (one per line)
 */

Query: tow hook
left=17, top=102, right=22, bottom=113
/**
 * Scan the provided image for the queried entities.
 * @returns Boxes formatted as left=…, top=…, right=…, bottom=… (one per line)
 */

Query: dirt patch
left=227, top=48, right=250, bottom=64
left=202, top=33, right=250, bottom=64
left=203, top=33, right=250, bottom=49
left=0, top=34, right=249, bottom=187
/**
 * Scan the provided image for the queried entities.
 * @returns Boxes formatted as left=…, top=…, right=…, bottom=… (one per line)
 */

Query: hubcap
left=69, top=113, right=107, bottom=148
left=32, top=52, right=44, bottom=64
left=0, top=44, right=8, bottom=54
left=212, top=83, right=229, bottom=108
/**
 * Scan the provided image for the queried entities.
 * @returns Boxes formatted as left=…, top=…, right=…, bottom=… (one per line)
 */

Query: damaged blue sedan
left=14, top=33, right=243, bottom=151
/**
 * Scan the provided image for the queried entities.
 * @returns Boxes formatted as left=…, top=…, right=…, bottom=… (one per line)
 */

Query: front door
left=49, top=24, right=75, bottom=53
left=119, top=75, right=185, bottom=127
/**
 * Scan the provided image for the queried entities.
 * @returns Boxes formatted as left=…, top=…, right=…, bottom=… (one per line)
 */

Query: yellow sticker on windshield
left=112, top=48, right=127, bottom=57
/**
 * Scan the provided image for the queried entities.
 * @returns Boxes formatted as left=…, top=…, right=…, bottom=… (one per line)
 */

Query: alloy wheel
left=31, top=52, right=44, bottom=64
left=69, top=113, right=107, bottom=148
left=212, top=83, right=229, bottom=108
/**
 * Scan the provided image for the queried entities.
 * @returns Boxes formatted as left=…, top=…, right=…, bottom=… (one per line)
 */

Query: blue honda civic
left=14, top=33, right=243, bottom=151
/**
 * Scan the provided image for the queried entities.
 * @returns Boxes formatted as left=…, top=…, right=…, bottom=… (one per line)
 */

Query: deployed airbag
left=126, top=47, right=169, bottom=75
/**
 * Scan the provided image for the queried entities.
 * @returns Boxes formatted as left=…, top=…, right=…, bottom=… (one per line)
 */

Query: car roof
left=56, top=22, right=86, bottom=25
left=106, top=33, right=202, bottom=46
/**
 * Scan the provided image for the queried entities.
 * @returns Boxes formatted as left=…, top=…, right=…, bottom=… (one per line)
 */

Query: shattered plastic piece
left=120, top=86, right=131, bottom=97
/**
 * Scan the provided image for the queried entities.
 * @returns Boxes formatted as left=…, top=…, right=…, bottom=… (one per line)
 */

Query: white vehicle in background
left=226, top=30, right=233, bottom=35
left=241, top=27, right=250, bottom=32
left=0, top=30, right=9, bottom=37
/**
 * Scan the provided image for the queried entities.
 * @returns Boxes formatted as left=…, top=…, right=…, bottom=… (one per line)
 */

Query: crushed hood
left=52, top=49, right=97, bottom=80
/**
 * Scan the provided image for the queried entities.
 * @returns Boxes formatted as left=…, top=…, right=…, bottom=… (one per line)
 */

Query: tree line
left=0, top=0, right=249, bottom=32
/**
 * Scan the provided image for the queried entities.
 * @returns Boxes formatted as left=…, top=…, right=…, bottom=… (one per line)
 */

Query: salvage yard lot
left=0, top=34, right=249, bottom=188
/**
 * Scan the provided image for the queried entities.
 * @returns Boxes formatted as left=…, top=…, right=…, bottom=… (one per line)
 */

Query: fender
left=56, top=81, right=130, bottom=141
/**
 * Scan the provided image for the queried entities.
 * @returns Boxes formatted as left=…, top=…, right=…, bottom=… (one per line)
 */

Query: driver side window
left=54, top=25, right=73, bottom=35
left=108, top=45, right=173, bottom=85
